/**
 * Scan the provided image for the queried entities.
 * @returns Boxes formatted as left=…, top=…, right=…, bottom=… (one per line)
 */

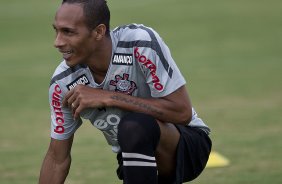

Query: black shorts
left=116, top=125, right=212, bottom=184
left=173, top=125, right=212, bottom=183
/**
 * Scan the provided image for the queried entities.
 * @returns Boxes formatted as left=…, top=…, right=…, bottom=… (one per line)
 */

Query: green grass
left=1, top=0, right=282, bottom=183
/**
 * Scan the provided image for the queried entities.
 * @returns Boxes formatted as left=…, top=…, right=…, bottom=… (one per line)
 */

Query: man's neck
left=88, top=35, right=112, bottom=83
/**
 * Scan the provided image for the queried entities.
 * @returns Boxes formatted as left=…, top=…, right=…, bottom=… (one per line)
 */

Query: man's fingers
left=63, top=89, right=74, bottom=107
left=67, top=92, right=78, bottom=108
left=71, top=98, right=80, bottom=115
left=71, top=103, right=76, bottom=115
left=73, top=105, right=83, bottom=119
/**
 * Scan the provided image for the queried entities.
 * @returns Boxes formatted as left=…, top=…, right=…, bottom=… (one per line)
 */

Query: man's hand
left=62, top=85, right=109, bottom=118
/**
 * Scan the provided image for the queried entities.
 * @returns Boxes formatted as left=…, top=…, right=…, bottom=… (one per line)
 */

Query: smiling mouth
left=59, top=50, right=74, bottom=60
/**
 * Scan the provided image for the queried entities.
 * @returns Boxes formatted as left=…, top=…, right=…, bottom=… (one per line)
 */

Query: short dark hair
left=62, top=0, right=110, bottom=36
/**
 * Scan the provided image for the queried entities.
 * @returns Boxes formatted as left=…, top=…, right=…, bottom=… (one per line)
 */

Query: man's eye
left=62, top=29, right=75, bottom=35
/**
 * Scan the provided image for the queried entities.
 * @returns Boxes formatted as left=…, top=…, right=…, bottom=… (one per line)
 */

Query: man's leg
left=155, top=120, right=180, bottom=183
left=117, top=112, right=161, bottom=184
left=117, top=112, right=180, bottom=184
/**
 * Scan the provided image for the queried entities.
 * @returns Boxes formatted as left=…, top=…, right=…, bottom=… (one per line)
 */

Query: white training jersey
left=49, top=24, right=210, bottom=153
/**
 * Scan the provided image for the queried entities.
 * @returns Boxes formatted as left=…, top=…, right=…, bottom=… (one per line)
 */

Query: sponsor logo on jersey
left=112, top=53, right=133, bottom=65
left=110, top=73, right=137, bottom=95
left=134, top=47, right=164, bottom=91
left=66, top=74, right=90, bottom=90
left=93, top=113, right=120, bottom=137
left=52, top=84, right=65, bottom=134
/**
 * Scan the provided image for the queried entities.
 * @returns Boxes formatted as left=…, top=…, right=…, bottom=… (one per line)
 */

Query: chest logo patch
left=110, top=73, right=137, bottom=95
left=112, top=53, right=133, bottom=65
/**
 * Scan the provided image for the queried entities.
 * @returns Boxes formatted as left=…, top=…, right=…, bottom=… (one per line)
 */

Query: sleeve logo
left=134, top=47, right=164, bottom=91
left=52, top=84, right=65, bottom=134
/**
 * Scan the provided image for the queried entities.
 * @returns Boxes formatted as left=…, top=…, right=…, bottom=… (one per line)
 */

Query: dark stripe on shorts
left=115, top=24, right=173, bottom=78
left=50, top=64, right=87, bottom=86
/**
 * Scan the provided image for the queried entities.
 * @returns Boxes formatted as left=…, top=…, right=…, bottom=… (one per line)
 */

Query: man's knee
left=117, top=112, right=160, bottom=153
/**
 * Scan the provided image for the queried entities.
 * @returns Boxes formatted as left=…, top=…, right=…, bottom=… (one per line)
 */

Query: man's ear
left=93, top=24, right=106, bottom=40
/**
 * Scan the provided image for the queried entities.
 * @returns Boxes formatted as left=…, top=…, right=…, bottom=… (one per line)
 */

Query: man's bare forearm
left=110, top=95, right=163, bottom=116
left=39, top=152, right=71, bottom=184
left=107, top=90, right=191, bottom=124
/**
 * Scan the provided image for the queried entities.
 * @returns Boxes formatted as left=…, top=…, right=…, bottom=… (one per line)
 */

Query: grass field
left=1, top=0, right=282, bottom=183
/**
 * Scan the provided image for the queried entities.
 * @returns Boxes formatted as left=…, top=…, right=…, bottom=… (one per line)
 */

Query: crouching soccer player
left=39, top=0, right=212, bottom=183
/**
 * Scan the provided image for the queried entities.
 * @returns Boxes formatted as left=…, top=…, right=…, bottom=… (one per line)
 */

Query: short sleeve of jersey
left=49, top=82, right=82, bottom=140
left=133, top=26, right=186, bottom=97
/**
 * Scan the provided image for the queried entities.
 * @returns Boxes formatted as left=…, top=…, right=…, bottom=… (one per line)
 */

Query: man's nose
left=54, top=33, right=65, bottom=48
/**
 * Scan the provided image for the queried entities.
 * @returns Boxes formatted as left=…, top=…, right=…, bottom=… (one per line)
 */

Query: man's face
left=53, top=3, right=96, bottom=67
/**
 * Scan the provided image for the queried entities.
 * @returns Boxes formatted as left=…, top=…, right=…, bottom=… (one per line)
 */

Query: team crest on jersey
left=112, top=53, right=133, bottom=65
left=66, top=74, right=90, bottom=90
left=110, top=73, right=137, bottom=95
